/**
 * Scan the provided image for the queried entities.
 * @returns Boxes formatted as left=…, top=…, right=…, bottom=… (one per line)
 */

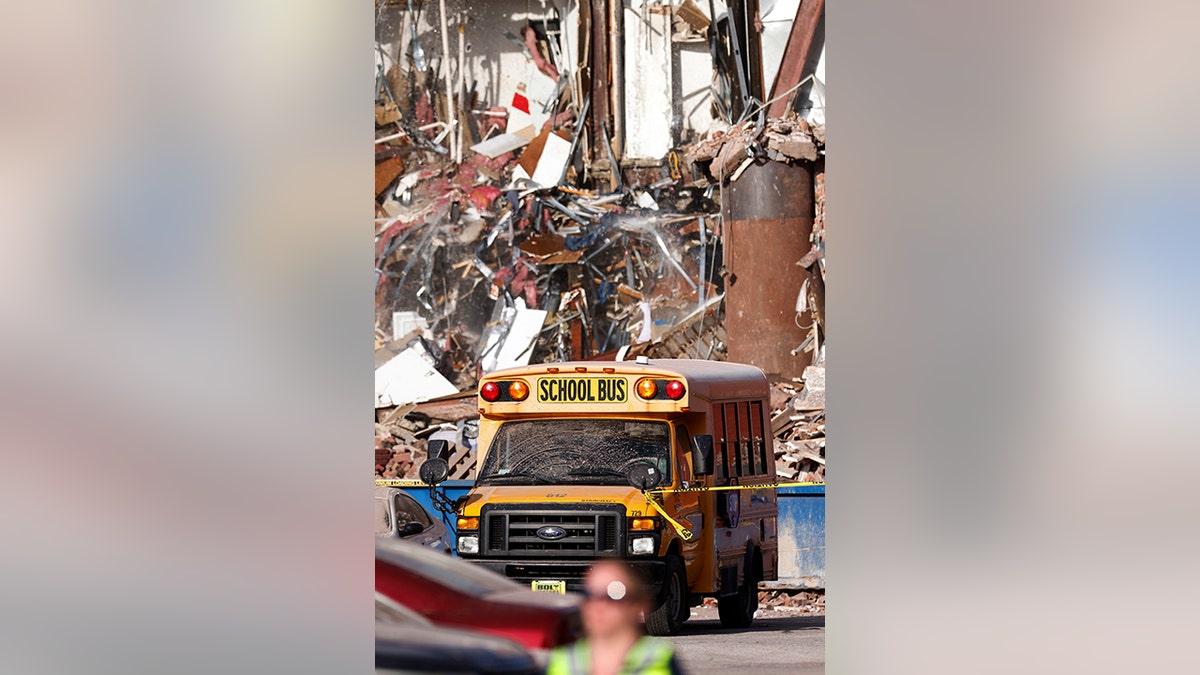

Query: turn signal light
left=508, top=379, right=529, bottom=401
left=636, top=378, right=658, bottom=399
left=457, top=516, right=479, bottom=530
left=665, top=380, right=685, bottom=400
left=480, top=382, right=501, bottom=402
left=630, top=517, right=657, bottom=531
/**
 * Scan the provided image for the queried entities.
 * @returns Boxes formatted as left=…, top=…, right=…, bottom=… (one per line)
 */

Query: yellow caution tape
left=376, top=479, right=430, bottom=487
left=642, top=494, right=695, bottom=541
left=649, top=481, right=825, bottom=494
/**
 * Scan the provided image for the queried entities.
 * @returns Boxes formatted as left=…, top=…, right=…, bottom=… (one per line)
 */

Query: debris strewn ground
left=696, top=590, right=825, bottom=616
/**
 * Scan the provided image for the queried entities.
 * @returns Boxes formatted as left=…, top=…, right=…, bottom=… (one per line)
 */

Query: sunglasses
left=582, top=580, right=630, bottom=602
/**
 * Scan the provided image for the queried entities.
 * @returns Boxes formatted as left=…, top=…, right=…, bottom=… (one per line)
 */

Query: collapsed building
left=373, top=0, right=825, bottom=481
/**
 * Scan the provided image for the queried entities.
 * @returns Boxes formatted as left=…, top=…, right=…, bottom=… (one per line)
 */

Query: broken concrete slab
left=375, top=344, right=460, bottom=408
left=793, top=365, right=825, bottom=410
left=477, top=303, right=549, bottom=374
left=470, top=125, right=537, bottom=158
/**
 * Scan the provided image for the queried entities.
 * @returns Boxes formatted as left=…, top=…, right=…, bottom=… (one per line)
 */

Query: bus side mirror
left=427, top=439, right=449, bottom=461
left=419, top=439, right=450, bottom=486
left=690, top=435, right=714, bottom=476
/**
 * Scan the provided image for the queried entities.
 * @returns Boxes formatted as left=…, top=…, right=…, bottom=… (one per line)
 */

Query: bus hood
left=460, top=484, right=650, bottom=516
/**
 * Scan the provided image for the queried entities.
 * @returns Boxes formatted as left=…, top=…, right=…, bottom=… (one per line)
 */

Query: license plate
left=536, top=376, right=628, bottom=403
left=531, top=580, right=566, bottom=594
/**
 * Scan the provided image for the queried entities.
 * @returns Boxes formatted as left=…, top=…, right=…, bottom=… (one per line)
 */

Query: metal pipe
left=396, top=219, right=440, bottom=293
left=542, top=197, right=594, bottom=225
left=581, top=235, right=618, bottom=263
left=601, top=123, right=623, bottom=190
left=559, top=93, right=591, bottom=186
left=650, top=227, right=697, bottom=291
left=437, top=0, right=457, bottom=163
left=609, top=0, right=624, bottom=161
left=722, top=160, right=814, bottom=379
left=725, top=1, right=751, bottom=117
left=587, top=0, right=609, bottom=165
left=375, top=121, right=452, bottom=145
left=457, top=13, right=467, bottom=164
left=698, top=216, right=707, bottom=309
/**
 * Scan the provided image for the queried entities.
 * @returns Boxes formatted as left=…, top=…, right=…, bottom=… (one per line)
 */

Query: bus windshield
left=477, top=418, right=672, bottom=487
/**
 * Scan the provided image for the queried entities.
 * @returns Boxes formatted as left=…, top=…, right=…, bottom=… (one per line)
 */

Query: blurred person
left=547, top=560, right=685, bottom=675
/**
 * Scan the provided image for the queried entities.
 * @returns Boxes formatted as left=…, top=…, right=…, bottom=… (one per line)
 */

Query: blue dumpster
left=764, top=483, right=825, bottom=590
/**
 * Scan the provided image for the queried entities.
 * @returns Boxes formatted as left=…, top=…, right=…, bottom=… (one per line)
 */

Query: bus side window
left=724, top=403, right=741, bottom=477
left=713, top=405, right=727, bottom=480
left=749, top=400, right=767, bottom=476
left=737, top=402, right=752, bottom=476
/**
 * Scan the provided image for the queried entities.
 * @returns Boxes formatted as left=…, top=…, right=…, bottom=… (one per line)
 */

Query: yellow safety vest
left=546, top=636, right=676, bottom=675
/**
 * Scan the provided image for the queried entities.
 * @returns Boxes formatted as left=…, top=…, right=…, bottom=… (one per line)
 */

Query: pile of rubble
left=374, top=0, right=827, bottom=482
left=759, top=590, right=825, bottom=614
left=374, top=2, right=749, bottom=409
left=771, top=365, right=826, bottom=484
left=375, top=395, right=479, bottom=479
left=699, top=591, right=824, bottom=615
left=374, top=118, right=824, bottom=408
left=686, top=117, right=824, bottom=184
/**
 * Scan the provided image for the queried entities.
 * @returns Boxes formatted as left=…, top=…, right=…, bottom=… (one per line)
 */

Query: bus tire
left=718, top=553, right=759, bottom=629
left=645, top=555, right=687, bottom=636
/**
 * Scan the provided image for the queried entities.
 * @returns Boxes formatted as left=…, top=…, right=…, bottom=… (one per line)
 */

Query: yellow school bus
left=419, top=356, right=779, bottom=635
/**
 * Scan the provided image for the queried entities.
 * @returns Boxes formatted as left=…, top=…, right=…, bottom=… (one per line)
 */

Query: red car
left=376, top=538, right=583, bottom=650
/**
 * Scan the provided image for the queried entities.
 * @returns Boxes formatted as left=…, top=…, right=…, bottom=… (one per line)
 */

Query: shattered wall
left=374, top=0, right=826, bottom=481
left=376, top=0, right=731, bottom=166
left=376, top=1, right=562, bottom=122
left=622, top=0, right=675, bottom=159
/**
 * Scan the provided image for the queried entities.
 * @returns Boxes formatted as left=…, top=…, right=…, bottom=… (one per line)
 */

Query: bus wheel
left=645, top=555, right=687, bottom=636
left=718, top=556, right=759, bottom=629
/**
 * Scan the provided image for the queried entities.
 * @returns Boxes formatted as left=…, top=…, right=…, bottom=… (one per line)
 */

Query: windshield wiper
left=479, top=470, right=552, bottom=485
left=567, top=467, right=627, bottom=479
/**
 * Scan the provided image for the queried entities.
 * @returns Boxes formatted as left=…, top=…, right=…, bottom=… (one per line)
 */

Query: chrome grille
left=480, top=505, right=625, bottom=558
left=488, top=515, right=505, bottom=550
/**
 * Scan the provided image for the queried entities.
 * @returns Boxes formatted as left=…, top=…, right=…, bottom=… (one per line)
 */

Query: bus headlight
left=631, top=536, right=655, bottom=555
left=458, top=535, right=479, bottom=554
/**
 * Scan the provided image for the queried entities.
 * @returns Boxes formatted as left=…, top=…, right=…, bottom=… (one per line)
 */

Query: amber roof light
left=636, top=378, right=658, bottom=399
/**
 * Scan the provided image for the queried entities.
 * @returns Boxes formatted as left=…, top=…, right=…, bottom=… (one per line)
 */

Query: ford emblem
left=536, top=526, right=567, bottom=540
